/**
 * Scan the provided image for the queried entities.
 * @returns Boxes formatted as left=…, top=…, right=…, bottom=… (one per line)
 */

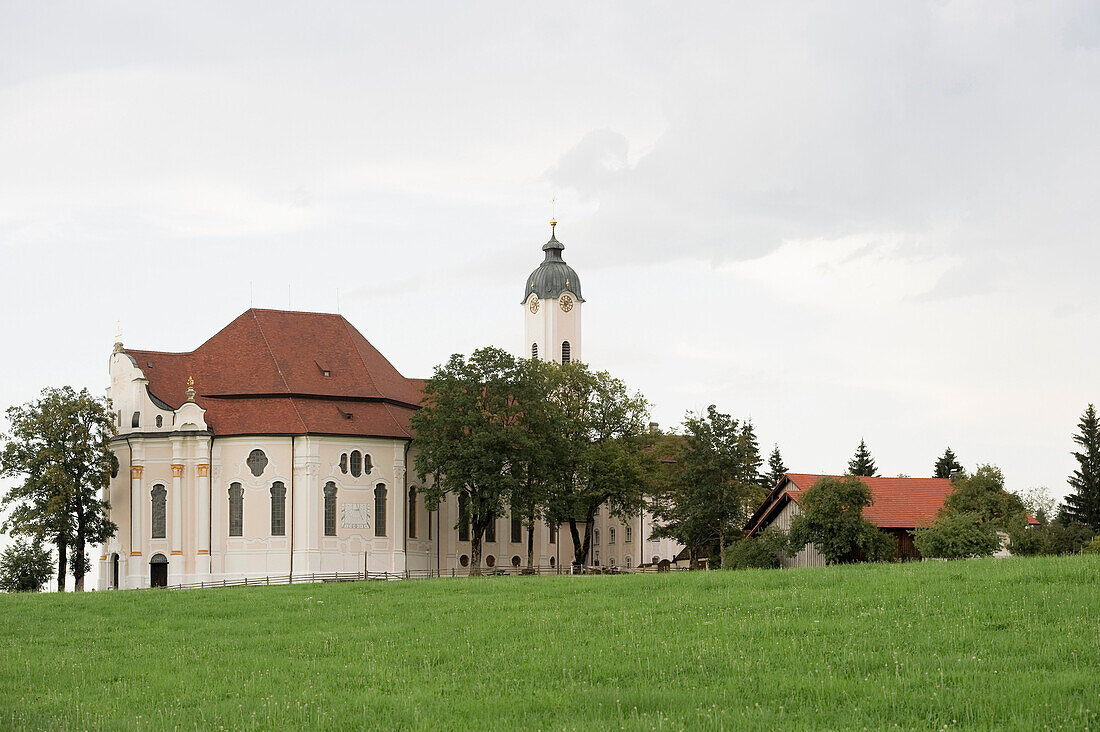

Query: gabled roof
left=122, top=309, right=424, bottom=438
left=747, top=473, right=1039, bottom=535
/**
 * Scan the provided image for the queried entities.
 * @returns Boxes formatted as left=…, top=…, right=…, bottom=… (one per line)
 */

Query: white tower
left=523, top=220, right=583, bottom=364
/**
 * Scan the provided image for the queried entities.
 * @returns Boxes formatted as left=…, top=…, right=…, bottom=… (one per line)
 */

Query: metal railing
left=162, top=563, right=690, bottom=590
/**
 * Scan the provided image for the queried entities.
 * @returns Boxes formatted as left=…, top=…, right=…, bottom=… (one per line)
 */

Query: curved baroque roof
left=522, top=227, right=583, bottom=303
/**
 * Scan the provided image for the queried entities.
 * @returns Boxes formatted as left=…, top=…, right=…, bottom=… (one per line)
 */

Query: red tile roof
left=747, top=473, right=1039, bottom=534
left=123, top=309, right=424, bottom=438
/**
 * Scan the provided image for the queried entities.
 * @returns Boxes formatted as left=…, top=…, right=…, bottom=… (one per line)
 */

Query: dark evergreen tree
left=933, top=447, right=964, bottom=479
left=847, top=439, right=877, bottom=476
left=764, top=444, right=787, bottom=488
left=1062, top=404, right=1100, bottom=531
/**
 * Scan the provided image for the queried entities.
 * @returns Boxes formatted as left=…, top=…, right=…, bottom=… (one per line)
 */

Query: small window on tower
left=531, top=343, right=538, bottom=359
left=561, top=341, right=571, bottom=364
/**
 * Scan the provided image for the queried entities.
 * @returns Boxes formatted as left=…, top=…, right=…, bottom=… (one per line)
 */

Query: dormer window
left=323, top=370, right=331, bottom=377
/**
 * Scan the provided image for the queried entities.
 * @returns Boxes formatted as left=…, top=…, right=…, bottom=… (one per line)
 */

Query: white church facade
left=98, top=225, right=682, bottom=589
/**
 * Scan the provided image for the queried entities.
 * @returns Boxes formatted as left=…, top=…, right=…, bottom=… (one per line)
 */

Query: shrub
left=1082, top=536, right=1100, bottom=554
left=724, top=529, right=789, bottom=570
left=913, top=511, right=1002, bottom=559
left=0, top=538, right=53, bottom=593
left=1010, top=521, right=1096, bottom=556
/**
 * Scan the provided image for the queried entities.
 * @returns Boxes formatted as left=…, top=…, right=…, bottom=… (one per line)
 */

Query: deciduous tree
left=788, top=475, right=895, bottom=564
left=544, top=363, right=653, bottom=568
left=1, top=386, right=117, bottom=591
left=0, top=538, right=54, bottom=592
left=411, top=348, right=528, bottom=576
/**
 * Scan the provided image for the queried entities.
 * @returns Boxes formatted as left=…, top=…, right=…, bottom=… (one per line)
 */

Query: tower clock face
left=529, top=298, right=539, bottom=314
left=559, top=294, right=574, bottom=312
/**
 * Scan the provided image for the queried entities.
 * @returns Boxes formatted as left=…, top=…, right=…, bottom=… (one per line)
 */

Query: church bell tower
left=523, top=219, right=583, bottom=364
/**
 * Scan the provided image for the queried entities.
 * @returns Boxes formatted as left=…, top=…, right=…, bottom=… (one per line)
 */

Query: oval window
left=247, top=449, right=268, bottom=477
left=459, top=554, right=470, bottom=567
left=511, top=555, right=521, bottom=567
left=350, top=451, right=362, bottom=477
left=485, top=555, right=496, bottom=568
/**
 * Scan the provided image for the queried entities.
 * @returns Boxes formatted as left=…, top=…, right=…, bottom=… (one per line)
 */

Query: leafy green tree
left=763, top=444, right=787, bottom=488
left=847, top=439, right=877, bottom=476
left=508, top=357, right=561, bottom=572
left=544, top=363, right=653, bottom=568
left=912, top=512, right=1002, bottom=559
left=1062, top=404, right=1100, bottom=531
left=787, top=475, right=896, bottom=564
left=1082, top=536, right=1100, bottom=554
left=412, top=348, right=529, bottom=576
left=0, top=538, right=54, bottom=592
left=1, top=386, right=117, bottom=592
left=933, top=447, right=964, bottom=479
left=1014, top=485, right=1056, bottom=525
left=650, top=405, right=765, bottom=568
left=943, top=465, right=1028, bottom=532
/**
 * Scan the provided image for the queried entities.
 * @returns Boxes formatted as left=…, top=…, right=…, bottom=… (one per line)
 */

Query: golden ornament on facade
left=171, top=464, right=184, bottom=478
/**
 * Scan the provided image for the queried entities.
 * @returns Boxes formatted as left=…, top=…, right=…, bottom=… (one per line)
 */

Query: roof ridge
left=251, top=310, right=307, bottom=433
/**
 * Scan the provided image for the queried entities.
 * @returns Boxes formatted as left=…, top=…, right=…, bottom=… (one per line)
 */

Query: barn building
left=745, top=473, right=959, bottom=567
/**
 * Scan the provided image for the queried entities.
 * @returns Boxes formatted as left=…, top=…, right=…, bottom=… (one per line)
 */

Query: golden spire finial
left=186, top=375, right=196, bottom=403
left=113, top=320, right=124, bottom=353
left=550, top=197, right=557, bottom=230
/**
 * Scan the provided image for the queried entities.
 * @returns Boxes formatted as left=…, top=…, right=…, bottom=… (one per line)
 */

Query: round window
left=511, top=555, right=521, bottom=567
left=459, top=554, right=469, bottom=567
left=485, top=555, right=496, bottom=568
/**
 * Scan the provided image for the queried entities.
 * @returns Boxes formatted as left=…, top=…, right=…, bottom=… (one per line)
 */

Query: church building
left=99, top=224, right=681, bottom=589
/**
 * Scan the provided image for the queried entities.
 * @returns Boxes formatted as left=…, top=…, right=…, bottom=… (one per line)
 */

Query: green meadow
left=1, top=556, right=1097, bottom=730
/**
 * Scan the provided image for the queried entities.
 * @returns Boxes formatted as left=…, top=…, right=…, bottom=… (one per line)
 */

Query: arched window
left=363, top=453, right=373, bottom=473
left=549, top=556, right=556, bottom=568
left=151, top=485, right=167, bottom=539
left=131, top=411, right=140, bottom=428
left=350, top=450, right=362, bottom=477
left=270, top=482, right=286, bottom=536
left=458, top=492, right=470, bottom=542
left=511, top=510, right=522, bottom=543
left=594, top=529, right=600, bottom=545
left=374, top=484, right=387, bottom=537
left=549, top=523, right=557, bottom=544
left=155, top=415, right=163, bottom=428
left=652, top=555, right=661, bottom=565
left=625, top=526, right=632, bottom=543
left=339, top=453, right=348, bottom=474
left=247, top=449, right=267, bottom=477
left=408, top=486, right=417, bottom=539
left=531, top=343, right=539, bottom=359
left=625, top=556, right=632, bottom=568
left=485, top=513, right=496, bottom=543
left=610, top=528, right=616, bottom=544
left=323, top=482, right=337, bottom=536
left=228, top=483, right=243, bottom=536
left=609, top=557, right=616, bottom=567
left=561, top=341, right=571, bottom=364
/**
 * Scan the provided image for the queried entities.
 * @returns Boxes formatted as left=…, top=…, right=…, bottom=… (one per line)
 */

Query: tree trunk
left=74, top=505, right=87, bottom=592
left=524, top=501, right=536, bottom=574
left=55, top=538, right=67, bottom=593
left=470, top=529, right=483, bottom=576
left=569, top=511, right=595, bottom=567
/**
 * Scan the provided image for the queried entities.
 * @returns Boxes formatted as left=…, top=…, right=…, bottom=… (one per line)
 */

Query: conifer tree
left=933, top=447, right=964, bottom=479
left=764, top=444, right=787, bottom=488
left=1062, top=404, right=1100, bottom=531
left=847, top=439, right=877, bottom=477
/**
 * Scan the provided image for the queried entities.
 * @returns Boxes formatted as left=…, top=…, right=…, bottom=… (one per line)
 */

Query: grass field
left=1, top=556, right=1097, bottom=730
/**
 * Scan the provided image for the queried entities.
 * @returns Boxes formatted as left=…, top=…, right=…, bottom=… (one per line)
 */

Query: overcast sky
left=2, top=2, right=1099, bottom=582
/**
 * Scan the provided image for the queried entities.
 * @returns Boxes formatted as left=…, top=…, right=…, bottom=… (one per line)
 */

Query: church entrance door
left=150, top=553, right=168, bottom=588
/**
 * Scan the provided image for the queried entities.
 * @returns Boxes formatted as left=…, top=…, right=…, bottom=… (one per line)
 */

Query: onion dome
left=522, top=221, right=583, bottom=303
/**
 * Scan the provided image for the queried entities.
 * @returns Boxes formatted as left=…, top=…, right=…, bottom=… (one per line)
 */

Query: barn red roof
left=122, top=309, right=424, bottom=438
left=747, top=473, right=1038, bottom=534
